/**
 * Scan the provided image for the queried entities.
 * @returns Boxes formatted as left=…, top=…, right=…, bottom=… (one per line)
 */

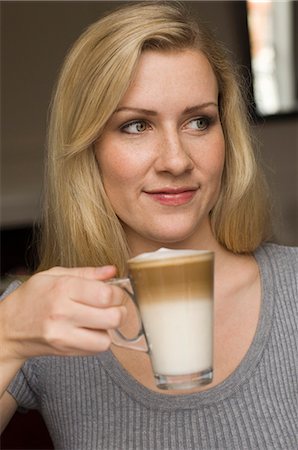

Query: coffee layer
left=129, top=258, right=213, bottom=301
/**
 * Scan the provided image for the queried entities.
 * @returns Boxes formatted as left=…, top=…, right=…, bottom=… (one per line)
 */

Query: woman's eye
left=121, top=120, right=147, bottom=134
left=187, top=117, right=210, bottom=131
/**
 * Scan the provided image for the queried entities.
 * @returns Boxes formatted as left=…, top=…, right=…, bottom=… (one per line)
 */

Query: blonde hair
left=38, top=1, right=271, bottom=275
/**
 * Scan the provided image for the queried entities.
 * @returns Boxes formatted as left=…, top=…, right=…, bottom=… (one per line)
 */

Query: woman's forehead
left=117, top=49, right=219, bottom=112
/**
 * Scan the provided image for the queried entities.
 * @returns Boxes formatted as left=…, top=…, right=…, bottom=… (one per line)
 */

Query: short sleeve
left=1, top=280, right=41, bottom=410
left=0, top=280, right=22, bottom=300
left=8, top=359, right=41, bottom=410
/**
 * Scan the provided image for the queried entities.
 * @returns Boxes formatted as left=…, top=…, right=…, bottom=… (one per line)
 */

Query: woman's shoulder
left=255, top=242, right=297, bottom=297
left=255, top=242, right=298, bottom=265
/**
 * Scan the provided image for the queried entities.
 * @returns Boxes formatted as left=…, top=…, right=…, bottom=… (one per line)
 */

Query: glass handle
left=107, top=278, right=148, bottom=352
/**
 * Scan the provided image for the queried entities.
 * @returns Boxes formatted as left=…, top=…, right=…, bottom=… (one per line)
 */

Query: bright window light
left=247, top=0, right=296, bottom=115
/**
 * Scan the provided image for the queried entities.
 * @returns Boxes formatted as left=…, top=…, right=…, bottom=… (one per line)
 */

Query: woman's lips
left=144, top=188, right=198, bottom=206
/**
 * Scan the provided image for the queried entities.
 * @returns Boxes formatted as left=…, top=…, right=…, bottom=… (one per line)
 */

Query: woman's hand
left=0, top=266, right=128, bottom=365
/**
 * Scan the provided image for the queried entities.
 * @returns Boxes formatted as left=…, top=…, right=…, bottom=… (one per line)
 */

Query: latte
left=127, top=248, right=214, bottom=389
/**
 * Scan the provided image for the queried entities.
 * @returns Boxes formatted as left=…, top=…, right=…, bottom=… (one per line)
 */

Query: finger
left=66, top=278, right=129, bottom=308
left=70, top=303, right=128, bottom=330
left=47, top=265, right=117, bottom=281
left=52, top=327, right=113, bottom=356
left=72, top=328, right=112, bottom=354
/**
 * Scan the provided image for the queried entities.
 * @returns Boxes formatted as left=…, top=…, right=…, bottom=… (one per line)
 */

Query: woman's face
left=95, top=49, right=225, bottom=254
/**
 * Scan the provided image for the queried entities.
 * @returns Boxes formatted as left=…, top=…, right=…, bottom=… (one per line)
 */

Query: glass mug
left=108, top=248, right=214, bottom=390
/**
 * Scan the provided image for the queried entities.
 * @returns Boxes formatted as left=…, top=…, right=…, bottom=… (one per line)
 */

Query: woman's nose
left=155, top=130, right=194, bottom=175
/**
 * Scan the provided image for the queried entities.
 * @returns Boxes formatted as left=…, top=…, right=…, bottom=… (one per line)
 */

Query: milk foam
left=129, top=248, right=210, bottom=263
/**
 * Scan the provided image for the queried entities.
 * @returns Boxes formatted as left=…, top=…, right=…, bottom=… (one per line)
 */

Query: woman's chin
left=141, top=228, right=204, bottom=248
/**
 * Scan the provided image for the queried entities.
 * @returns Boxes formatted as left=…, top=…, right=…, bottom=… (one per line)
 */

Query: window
left=247, top=0, right=297, bottom=115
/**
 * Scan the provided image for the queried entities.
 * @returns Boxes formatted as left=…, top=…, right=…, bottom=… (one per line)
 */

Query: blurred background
left=0, top=1, right=297, bottom=446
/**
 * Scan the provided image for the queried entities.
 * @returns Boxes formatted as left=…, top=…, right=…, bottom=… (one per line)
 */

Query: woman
left=1, top=2, right=297, bottom=449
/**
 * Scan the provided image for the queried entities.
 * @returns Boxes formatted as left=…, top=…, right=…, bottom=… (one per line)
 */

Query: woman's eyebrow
left=114, top=106, right=158, bottom=116
left=182, top=102, right=218, bottom=115
left=114, top=102, right=218, bottom=116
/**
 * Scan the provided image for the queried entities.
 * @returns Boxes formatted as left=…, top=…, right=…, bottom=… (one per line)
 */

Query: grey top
left=6, top=244, right=298, bottom=449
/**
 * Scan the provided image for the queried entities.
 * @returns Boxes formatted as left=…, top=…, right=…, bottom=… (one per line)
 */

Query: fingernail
left=95, top=266, right=115, bottom=276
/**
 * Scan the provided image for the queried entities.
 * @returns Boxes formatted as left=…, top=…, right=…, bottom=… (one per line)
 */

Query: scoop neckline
left=97, top=246, right=275, bottom=410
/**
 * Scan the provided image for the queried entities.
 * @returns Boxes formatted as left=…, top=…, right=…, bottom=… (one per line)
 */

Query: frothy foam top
left=129, top=248, right=211, bottom=263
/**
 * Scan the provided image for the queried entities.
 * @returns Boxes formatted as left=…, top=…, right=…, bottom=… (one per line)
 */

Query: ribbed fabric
left=6, top=244, right=298, bottom=449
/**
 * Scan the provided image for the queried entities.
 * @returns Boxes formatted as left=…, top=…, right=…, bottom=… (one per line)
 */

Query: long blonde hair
left=38, top=1, right=271, bottom=275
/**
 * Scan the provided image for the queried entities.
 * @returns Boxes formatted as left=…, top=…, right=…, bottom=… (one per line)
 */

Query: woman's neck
left=125, top=219, right=223, bottom=258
